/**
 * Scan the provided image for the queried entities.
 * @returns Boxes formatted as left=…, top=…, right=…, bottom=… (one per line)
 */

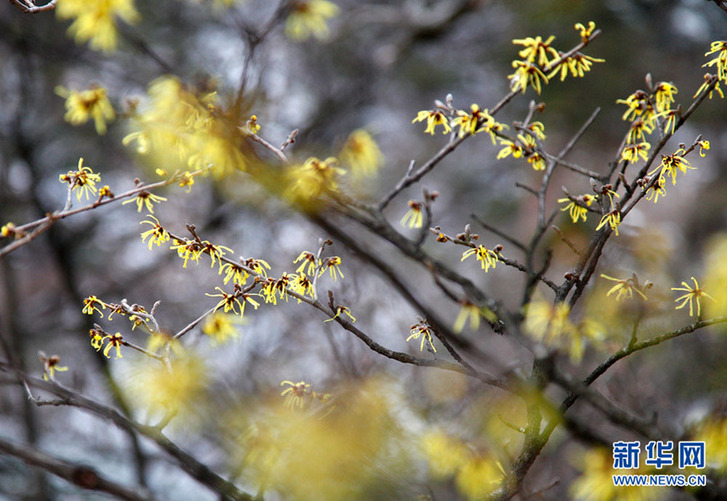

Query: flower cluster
left=508, top=22, right=603, bottom=95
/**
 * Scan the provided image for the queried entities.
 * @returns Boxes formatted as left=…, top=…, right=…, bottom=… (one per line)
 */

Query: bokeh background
left=1, top=0, right=727, bottom=499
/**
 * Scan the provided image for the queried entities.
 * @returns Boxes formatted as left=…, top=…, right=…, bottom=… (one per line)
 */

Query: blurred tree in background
left=2, top=0, right=727, bottom=500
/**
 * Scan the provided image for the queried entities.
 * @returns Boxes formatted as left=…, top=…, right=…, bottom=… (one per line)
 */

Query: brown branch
left=0, top=364, right=254, bottom=501
left=0, top=436, right=153, bottom=501
left=9, top=0, right=57, bottom=13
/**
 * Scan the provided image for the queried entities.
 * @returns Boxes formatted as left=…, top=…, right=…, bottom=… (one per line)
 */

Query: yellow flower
left=649, top=149, right=694, bottom=186
left=82, top=295, right=108, bottom=317
left=406, top=320, right=436, bottom=353
left=558, top=194, right=595, bottom=223
left=461, top=245, right=499, bottom=272
left=39, top=353, right=69, bottom=381
left=654, top=82, right=678, bottom=113
left=56, top=0, right=139, bottom=52
left=620, top=142, right=650, bottom=163
left=122, top=190, right=167, bottom=213
left=320, top=256, right=344, bottom=281
left=595, top=210, right=621, bottom=236
left=324, top=305, right=356, bottom=323
left=694, top=73, right=724, bottom=100
left=139, top=215, right=170, bottom=250
left=294, top=251, right=318, bottom=276
left=496, top=138, right=524, bottom=159
left=56, top=85, right=116, bottom=134
left=99, top=332, right=124, bottom=359
left=703, top=40, right=727, bottom=81
left=202, top=312, right=240, bottom=345
left=59, top=158, right=101, bottom=202
left=549, top=53, right=604, bottom=81
left=245, top=114, right=260, bottom=134
left=512, top=35, right=558, bottom=66
left=206, top=287, right=260, bottom=318
left=627, top=118, right=654, bottom=144
left=574, top=21, right=597, bottom=43
left=508, top=60, right=548, bottom=94
left=400, top=200, right=424, bottom=229
left=339, top=129, right=383, bottom=177
left=672, top=276, right=715, bottom=317
left=412, top=109, right=452, bottom=135
left=452, top=104, right=494, bottom=138
left=285, top=0, right=339, bottom=41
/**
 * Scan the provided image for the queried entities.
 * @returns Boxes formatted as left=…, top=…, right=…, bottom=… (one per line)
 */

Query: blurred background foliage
left=1, top=0, right=727, bottom=499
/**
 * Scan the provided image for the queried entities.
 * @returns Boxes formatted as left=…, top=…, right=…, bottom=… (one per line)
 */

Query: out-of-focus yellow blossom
left=694, top=417, right=727, bottom=472
left=571, top=448, right=660, bottom=501
left=124, top=77, right=246, bottom=180
left=421, top=430, right=470, bottom=478
left=508, top=60, right=548, bottom=94
left=453, top=301, right=482, bottom=333
left=56, top=85, right=116, bottom=134
left=558, top=194, right=595, bottom=223
left=672, top=276, right=715, bottom=317
left=400, top=200, right=424, bottom=229
left=39, top=353, right=69, bottom=381
left=1, top=222, right=23, bottom=239
left=287, top=156, right=345, bottom=203
left=455, top=455, right=504, bottom=501
left=339, top=129, right=383, bottom=177
left=202, top=312, right=240, bottom=345
left=56, top=0, right=139, bottom=52
left=59, top=158, right=101, bottom=202
left=126, top=354, right=208, bottom=420
left=461, top=245, right=499, bottom=272
left=234, top=378, right=397, bottom=500
left=703, top=234, right=727, bottom=318
left=421, top=429, right=504, bottom=500
left=412, top=109, right=452, bottom=135
left=601, top=273, right=650, bottom=301
left=285, top=0, right=339, bottom=41
left=524, top=299, right=599, bottom=362
left=703, top=41, right=727, bottom=81
left=279, top=380, right=311, bottom=409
